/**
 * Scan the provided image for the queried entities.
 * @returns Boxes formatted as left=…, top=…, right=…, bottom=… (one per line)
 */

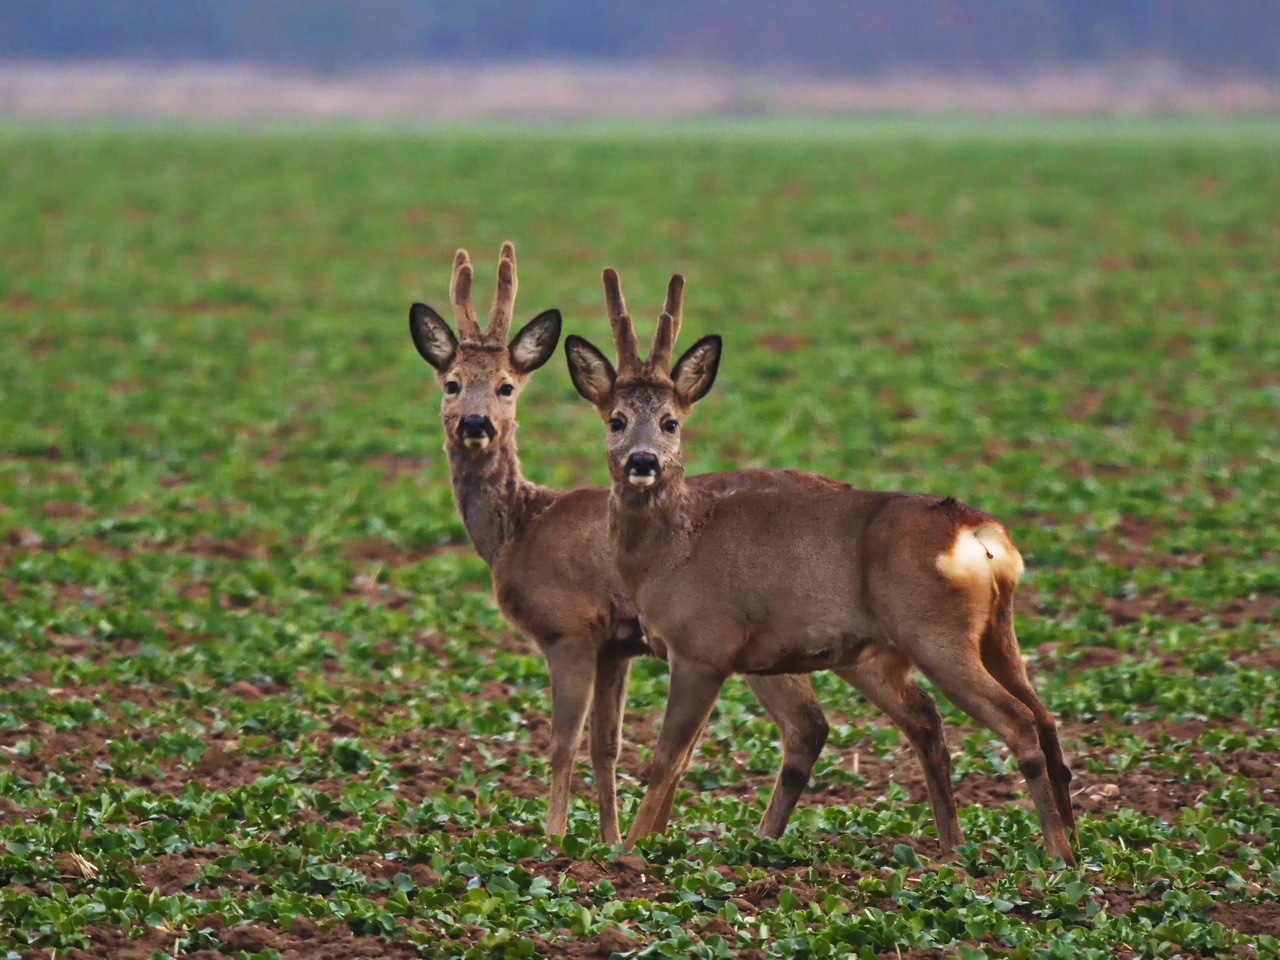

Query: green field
left=1, top=124, right=1279, bottom=959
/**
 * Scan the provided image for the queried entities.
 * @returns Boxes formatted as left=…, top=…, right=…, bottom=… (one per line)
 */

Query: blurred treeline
left=3, top=0, right=1276, bottom=75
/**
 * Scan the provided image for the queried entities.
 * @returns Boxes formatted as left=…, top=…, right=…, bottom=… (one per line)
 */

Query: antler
left=602, top=268, right=642, bottom=375
left=487, top=241, right=518, bottom=342
left=649, top=274, right=684, bottom=369
left=449, top=250, right=483, bottom=341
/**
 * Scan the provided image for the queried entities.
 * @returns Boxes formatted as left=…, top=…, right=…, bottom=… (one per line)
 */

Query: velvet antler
left=487, top=241, right=518, bottom=342
left=602, top=268, right=642, bottom=375
left=449, top=250, right=483, bottom=341
left=649, top=274, right=684, bottom=370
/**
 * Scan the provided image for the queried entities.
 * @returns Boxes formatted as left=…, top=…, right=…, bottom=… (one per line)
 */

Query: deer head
left=410, top=243, right=561, bottom=458
left=564, top=269, right=721, bottom=498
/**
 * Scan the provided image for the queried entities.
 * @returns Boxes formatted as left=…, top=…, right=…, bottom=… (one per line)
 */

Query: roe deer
left=564, top=268, right=1077, bottom=863
left=408, top=243, right=832, bottom=844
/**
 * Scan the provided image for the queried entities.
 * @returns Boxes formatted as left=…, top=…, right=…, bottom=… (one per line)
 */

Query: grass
left=0, top=123, right=1278, bottom=959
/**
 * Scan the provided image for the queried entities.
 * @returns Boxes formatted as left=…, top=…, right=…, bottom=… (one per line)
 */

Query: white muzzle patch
left=627, top=472, right=657, bottom=488
left=463, top=436, right=491, bottom=450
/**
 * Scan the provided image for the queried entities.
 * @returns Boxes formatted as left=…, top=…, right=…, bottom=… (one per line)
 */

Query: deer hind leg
left=544, top=639, right=597, bottom=839
left=745, top=673, right=829, bottom=839
left=908, top=640, right=1075, bottom=866
left=834, top=645, right=963, bottom=853
left=589, top=654, right=631, bottom=845
left=979, top=619, right=1076, bottom=840
left=625, top=659, right=727, bottom=849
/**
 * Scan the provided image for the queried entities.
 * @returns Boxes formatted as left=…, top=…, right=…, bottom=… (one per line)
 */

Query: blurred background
left=3, top=0, right=1279, bottom=121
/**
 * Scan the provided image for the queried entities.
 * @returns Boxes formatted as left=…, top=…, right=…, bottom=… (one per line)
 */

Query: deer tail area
left=934, top=520, right=1025, bottom=633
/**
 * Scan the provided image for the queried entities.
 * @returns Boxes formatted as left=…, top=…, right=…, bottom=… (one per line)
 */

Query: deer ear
left=671, top=334, right=721, bottom=405
left=509, top=309, right=562, bottom=374
left=409, top=303, right=458, bottom=372
left=565, top=335, right=617, bottom=407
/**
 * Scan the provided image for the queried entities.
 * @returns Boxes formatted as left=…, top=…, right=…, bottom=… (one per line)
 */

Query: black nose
left=457, top=415, right=495, bottom=440
left=625, top=452, right=660, bottom=476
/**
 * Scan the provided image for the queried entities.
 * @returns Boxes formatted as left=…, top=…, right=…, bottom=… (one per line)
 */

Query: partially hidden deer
left=564, top=268, right=1077, bottom=864
left=408, top=243, right=835, bottom=845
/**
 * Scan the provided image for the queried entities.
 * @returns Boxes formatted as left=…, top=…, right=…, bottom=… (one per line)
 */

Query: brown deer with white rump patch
left=564, top=268, right=1077, bottom=863
left=408, top=244, right=835, bottom=844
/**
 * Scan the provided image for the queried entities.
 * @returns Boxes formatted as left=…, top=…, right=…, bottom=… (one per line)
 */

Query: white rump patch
left=972, top=522, right=1025, bottom=580
left=936, top=522, right=1024, bottom=591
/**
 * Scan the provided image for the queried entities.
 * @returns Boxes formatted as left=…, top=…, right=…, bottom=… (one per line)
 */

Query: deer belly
left=736, top=625, right=873, bottom=675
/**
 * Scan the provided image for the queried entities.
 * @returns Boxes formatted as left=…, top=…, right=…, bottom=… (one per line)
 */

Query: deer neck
left=448, top=432, right=542, bottom=568
left=610, top=468, right=693, bottom=591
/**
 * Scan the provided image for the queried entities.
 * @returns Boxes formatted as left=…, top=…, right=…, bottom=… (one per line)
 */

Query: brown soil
left=362, top=453, right=431, bottom=477
left=200, top=916, right=419, bottom=959
left=6, top=674, right=1274, bottom=835
left=798, top=721, right=1278, bottom=827
left=1033, top=641, right=1126, bottom=671
left=1235, top=645, right=1280, bottom=672
left=1088, top=514, right=1220, bottom=572
left=1104, top=591, right=1280, bottom=629
left=34, top=916, right=421, bottom=960
left=136, top=848, right=221, bottom=892
left=0, top=720, right=273, bottom=811
left=1214, top=900, right=1280, bottom=938
left=39, top=499, right=94, bottom=519
left=4, top=689, right=1277, bottom=958
left=534, top=925, right=642, bottom=958
left=1, top=531, right=469, bottom=569
left=755, top=333, right=810, bottom=353
left=341, top=537, right=469, bottom=566
left=181, top=536, right=271, bottom=561
left=522, top=855, right=853, bottom=918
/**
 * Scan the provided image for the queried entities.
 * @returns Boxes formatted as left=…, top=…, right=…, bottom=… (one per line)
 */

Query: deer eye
left=444, top=381, right=461, bottom=395
left=608, top=416, right=626, bottom=433
left=497, top=383, right=515, bottom=397
left=662, top=419, right=679, bottom=434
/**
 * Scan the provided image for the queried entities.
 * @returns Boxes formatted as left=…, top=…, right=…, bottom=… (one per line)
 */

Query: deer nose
left=457, top=415, right=495, bottom=442
left=625, top=452, right=661, bottom=480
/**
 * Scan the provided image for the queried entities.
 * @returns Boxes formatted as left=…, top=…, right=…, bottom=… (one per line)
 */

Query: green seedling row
left=0, top=124, right=1277, bottom=958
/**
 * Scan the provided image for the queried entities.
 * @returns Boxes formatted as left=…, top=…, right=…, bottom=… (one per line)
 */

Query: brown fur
left=409, top=246, right=833, bottom=845
left=566, top=269, right=1076, bottom=863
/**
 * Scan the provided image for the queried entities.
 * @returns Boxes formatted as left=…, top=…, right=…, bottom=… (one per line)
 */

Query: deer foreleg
left=625, top=659, right=726, bottom=848
left=589, top=654, right=631, bottom=845
left=545, top=641, right=596, bottom=839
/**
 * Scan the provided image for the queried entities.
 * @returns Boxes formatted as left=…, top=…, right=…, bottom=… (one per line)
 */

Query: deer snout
left=457, top=415, right=496, bottom=449
left=624, top=451, right=661, bottom=488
